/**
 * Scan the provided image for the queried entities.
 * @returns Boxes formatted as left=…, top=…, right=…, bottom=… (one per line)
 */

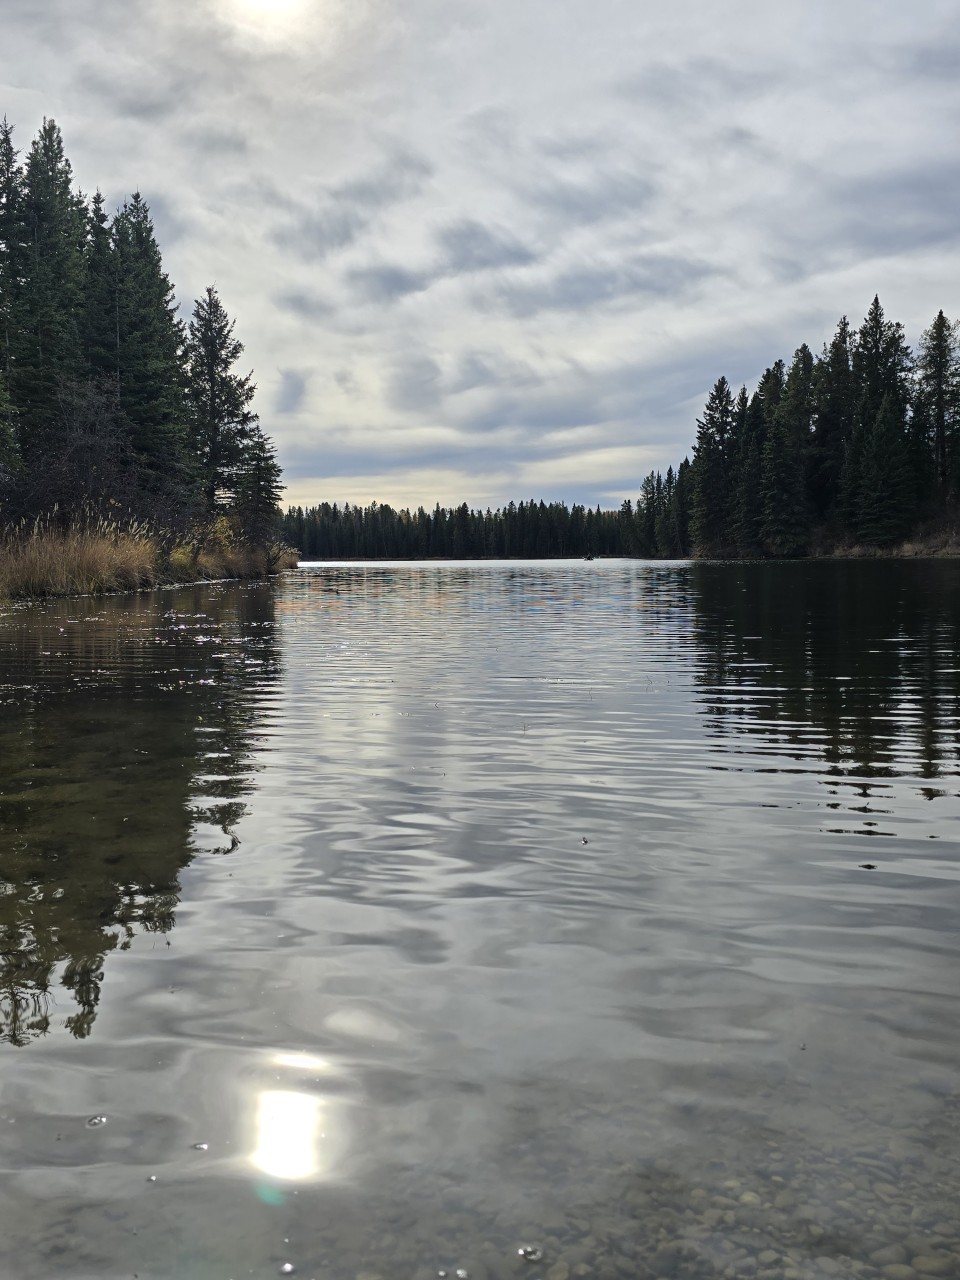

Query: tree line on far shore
left=283, top=497, right=652, bottom=560
left=286, top=297, right=960, bottom=560
left=0, top=117, right=283, bottom=551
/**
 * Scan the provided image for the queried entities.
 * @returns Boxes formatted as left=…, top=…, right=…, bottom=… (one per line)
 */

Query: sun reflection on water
left=249, top=1052, right=346, bottom=1182
left=251, top=1090, right=326, bottom=1181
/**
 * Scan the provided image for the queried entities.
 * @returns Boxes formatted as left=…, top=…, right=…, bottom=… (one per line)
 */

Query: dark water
left=1, top=561, right=959, bottom=1280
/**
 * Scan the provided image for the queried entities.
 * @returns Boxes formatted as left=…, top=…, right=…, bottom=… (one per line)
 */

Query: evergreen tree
left=0, top=372, right=20, bottom=503
left=184, top=286, right=257, bottom=511
left=690, top=375, right=735, bottom=555
left=638, top=472, right=658, bottom=554
left=111, top=193, right=191, bottom=507
left=81, top=189, right=118, bottom=382
left=16, top=118, right=87, bottom=464
left=843, top=298, right=915, bottom=532
left=915, top=310, right=960, bottom=497
left=234, top=425, right=283, bottom=551
left=810, top=317, right=855, bottom=517
left=733, top=389, right=766, bottom=556
left=853, top=295, right=912, bottom=425
left=654, top=466, right=675, bottom=555
left=0, top=117, right=26, bottom=392
left=853, top=393, right=912, bottom=545
left=761, top=345, right=813, bottom=556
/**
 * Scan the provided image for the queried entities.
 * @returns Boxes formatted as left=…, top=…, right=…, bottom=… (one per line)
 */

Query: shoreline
left=4, top=538, right=956, bottom=602
left=293, top=542, right=960, bottom=564
left=0, top=527, right=298, bottom=604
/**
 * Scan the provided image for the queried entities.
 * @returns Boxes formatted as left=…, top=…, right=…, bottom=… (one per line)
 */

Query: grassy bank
left=0, top=521, right=298, bottom=601
left=816, top=522, right=960, bottom=560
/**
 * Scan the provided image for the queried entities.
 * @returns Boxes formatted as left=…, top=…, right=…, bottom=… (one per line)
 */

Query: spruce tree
left=915, top=310, right=960, bottom=497
left=843, top=298, right=915, bottom=533
left=0, top=117, right=26, bottom=393
left=638, top=472, right=658, bottom=554
left=854, top=393, right=912, bottom=545
left=81, top=189, right=118, bottom=383
left=111, top=193, right=191, bottom=509
left=761, top=345, right=813, bottom=557
left=234, top=425, right=283, bottom=553
left=732, top=385, right=765, bottom=556
left=16, top=118, right=87, bottom=468
left=184, top=286, right=257, bottom=512
left=654, top=466, right=675, bottom=555
left=738, top=391, right=767, bottom=555
left=810, top=317, right=855, bottom=518
left=0, top=372, right=20, bottom=503
left=690, top=375, right=735, bottom=555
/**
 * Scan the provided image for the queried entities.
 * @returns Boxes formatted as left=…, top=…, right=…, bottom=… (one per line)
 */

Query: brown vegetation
left=0, top=518, right=297, bottom=601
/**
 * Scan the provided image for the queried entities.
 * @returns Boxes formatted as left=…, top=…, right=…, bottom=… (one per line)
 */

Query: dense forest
left=284, top=298, right=960, bottom=560
left=0, top=116, right=283, bottom=553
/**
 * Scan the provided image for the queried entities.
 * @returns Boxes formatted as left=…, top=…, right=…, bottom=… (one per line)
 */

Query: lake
left=0, top=559, right=958, bottom=1280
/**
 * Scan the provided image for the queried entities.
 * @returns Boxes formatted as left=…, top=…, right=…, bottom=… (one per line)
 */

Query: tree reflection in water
left=0, top=582, right=280, bottom=1044
left=690, top=560, right=960, bottom=782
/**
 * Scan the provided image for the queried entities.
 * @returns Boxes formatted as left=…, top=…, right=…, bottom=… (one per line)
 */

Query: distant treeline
left=287, top=297, right=960, bottom=559
left=0, top=117, right=283, bottom=549
left=282, top=495, right=681, bottom=560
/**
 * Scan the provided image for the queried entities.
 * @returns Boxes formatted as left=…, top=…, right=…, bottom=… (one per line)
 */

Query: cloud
left=273, top=291, right=334, bottom=321
left=334, top=152, right=433, bottom=211
left=491, top=254, right=717, bottom=318
left=75, top=64, right=191, bottom=123
left=892, top=38, right=960, bottom=81
left=347, top=264, right=432, bottom=303
left=272, top=152, right=432, bottom=264
left=831, top=164, right=960, bottom=257
left=387, top=356, right=444, bottom=413
left=436, top=221, right=536, bottom=274
left=275, top=369, right=308, bottom=415
left=137, top=191, right=190, bottom=250
left=183, top=124, right=250, bottom=158
left=3, top=0, right=958, bottom=513
left=523, top=169, right=656, bottom=228
left=617, top=56, right=777, bottom=112
left=344, top=218, right=538, bottom=306
left=447, top=349, right=542, bottom=395
left=273, top=204, right=368, bottom=263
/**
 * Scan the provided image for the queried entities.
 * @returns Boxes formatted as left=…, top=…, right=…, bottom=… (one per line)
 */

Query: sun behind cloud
left=220, top=0, right=311, bottom=41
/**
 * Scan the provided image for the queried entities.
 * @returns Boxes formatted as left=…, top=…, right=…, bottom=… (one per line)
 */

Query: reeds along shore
left=0, top=520, right=298, bottom=601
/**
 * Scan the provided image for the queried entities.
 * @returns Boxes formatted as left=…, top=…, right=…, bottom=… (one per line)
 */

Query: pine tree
left=843, top=298, right=915, bottom=532
left=654, top=466, right=675, bottom=555
left=234, top=425, right=283, bottom=550
left=690, top=375, right=735, bottom=555
left=0, top=117, right=26, bottom=393
left=915, top=310, right=960, bottom=497
left=733, top=389, right=766, bottom=556
left=184, top=286, right=257, bottom=512
left=81, top=189, right=118, bottom=382
left=854, top=393, right=912, bottom=545
left=16, top=118, right=87, bottom=465
left=761, top=345, right=813, bottom=556
left=638, top=472, right=658, bottom=554
left=0, top=372, right=20, bottom=503
left=111, top=193, right=191, bottom=507
left=810, top=317, right=855, bottom=518
left=854, top=296, right=912, bottom=425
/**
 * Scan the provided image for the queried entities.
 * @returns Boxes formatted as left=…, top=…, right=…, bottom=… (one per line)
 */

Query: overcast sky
left=3, top=0, right=959, bottom=509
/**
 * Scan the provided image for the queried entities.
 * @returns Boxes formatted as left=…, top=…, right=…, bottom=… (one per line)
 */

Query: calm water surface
left=0, top=560, right=959, bottom=1280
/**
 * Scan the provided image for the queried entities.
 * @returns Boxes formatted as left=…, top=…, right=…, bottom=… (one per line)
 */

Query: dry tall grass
left=0, top=520, right=159, bottom=599
left=0, top=517, right=298, bottom=600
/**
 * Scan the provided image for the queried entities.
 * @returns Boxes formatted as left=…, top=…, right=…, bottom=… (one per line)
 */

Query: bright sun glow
left=222, top=0, right=310, bottom=40
left=251, top=1090, right=324, bottom=1181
